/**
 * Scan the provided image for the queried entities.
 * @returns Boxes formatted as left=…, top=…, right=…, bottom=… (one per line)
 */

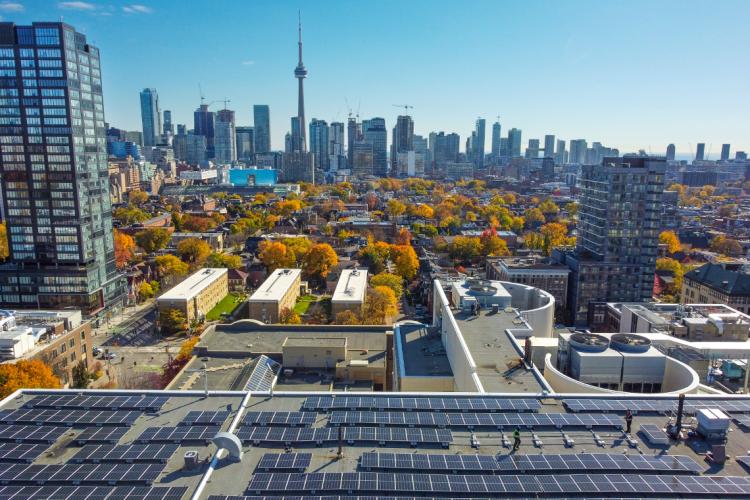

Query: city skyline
left=13, top=0, right=750, bottom=157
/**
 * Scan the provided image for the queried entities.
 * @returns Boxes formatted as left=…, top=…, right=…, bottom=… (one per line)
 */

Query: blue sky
left=14, top=0, right=750, bottom=157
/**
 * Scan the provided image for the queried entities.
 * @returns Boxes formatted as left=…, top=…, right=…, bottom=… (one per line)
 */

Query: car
left=103, top=352, right=117, bottom=360
left=92, top=346, right=102, bottom=356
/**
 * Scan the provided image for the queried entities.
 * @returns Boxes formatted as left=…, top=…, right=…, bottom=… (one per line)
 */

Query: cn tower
left=294, top=12, right=307, bottom=152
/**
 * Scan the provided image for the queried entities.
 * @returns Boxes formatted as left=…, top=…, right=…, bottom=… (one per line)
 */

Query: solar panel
left=733, top=414, right=750, bottom=429
left=303, top=396, right=541, bottom=412
left=75, top=426, right=129, bottom=445
left=256, top=453, right=312, bottom=472
left=329, top=411, right=448, bottom=427
left=442, top=412, right=622, bottom=429
left=0, top=409, right=140, bottom=427
left=0, top=443, right=49, bottom=463
left=0, top=463, right=165, bottom=485
left=638, top=423, right=671, bottom=445
left=242, top=411, right=316, bottom=427
left=179, top=410, right=230, bottom=426
left=246, top=472, right=750, bottom=496
left=495, top=453, right=701, bottom=474
left=738, top=456, right=750, bottom=471
left=361, top=452, right=499, bottom=472
left=0, top=425, right=68, bottom=444
left=236, top=426, right=452, bottom=447
left=0, top=485, right=187, bottom=499
left=135, top=426, right=216, bottom=444
left=24, top=394, right=168, bottom=412
left=71, top=444, right=178, bottom=463
left=243, top=355, right=281, bottom=392
left=563, top=398, right=750, bottom=414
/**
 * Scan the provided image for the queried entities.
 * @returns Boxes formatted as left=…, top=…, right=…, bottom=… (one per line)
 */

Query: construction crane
left=221, top=98, right=231, bottom=110
left=392, top=104, right=414, bottom=115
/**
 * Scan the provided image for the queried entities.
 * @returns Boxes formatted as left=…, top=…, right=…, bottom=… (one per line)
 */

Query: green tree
left=135, top=228, right=171, bottom=253
left=71, top=362, right=90, bottom=389
left=449, top=236, right=482, bottom=262
left=370, top=272, right=404, bottom=298
left=206, top=253, right=242, bottom=269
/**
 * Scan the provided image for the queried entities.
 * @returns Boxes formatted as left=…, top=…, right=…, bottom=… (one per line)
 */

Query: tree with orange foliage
left=113, top=230, right=135, bottom=268
left=390, top=244, right=419, bottom=280
left=0, top=359, right=61, bottom=397
left=479, top=228, right=510, bottom=257
left=0, top=222, right=8, bottom=260
left=180, top=215, right=215, bottom=232
left=258, top=240, right=295, bottom=272
left=395, top=227, right=412, bottom=245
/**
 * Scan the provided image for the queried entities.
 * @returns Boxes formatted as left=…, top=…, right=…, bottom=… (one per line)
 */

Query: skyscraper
left=253, top=105, right=271, bottom=153
left=525, top=139, right=540, bottom=159
left=0, top=22, right=125, bottom=312
left=214, top=108, right=237, bottom=163
left=163, top=110, right=173, bottom=136
left=309, top=119, right=329, bottom=171
left=391, top=115, right=414, bottom=172
left=555, top=139, right=567, bottom=164
left=695, top=143, right=705, bottom=161
left=507, top=128, right=522, bottom=158
left=666, top=143, right=676, bottom=161
left=555, top=156, right=666, bottom=325
left=293, top=14, right=307, bottom=152
left=328, top=122, right=346, bottom=172
left=362, top=117, right=387, bottom=176
left=720, top=144, right=730, bottom=161
left=347, top=117, right=361, bottom=166
left=472, top=118, right=485, bottom=168
left=491, top=121, right=502, bottom=159
left=235, top=126, right=254, bottom=161
left=429, top=132, right=460, bottom=175
left=194, top=104, right=215, bottom=158
left=569, top=139, right=588, bottom=164
left=544, top=134, right=555, bottom=158
left=139, top=88, right=161, bottom=147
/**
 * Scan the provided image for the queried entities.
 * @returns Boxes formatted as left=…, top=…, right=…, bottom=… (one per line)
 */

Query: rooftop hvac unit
left=696, top=408, right=730, bottom=440
left=183, top=450, right=199, bottom=470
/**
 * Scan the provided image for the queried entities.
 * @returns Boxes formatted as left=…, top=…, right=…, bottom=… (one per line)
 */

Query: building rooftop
left=2, top=389, right=750, bottom=499
left=331, top=268, right=367, bottom=304
left=396, top=323, right=453, bottom=377
left=685, top=262, right=750, bottom=295
left=158, top=268, right=228, bottom=302
left=248, top=268, right=301, bottom=303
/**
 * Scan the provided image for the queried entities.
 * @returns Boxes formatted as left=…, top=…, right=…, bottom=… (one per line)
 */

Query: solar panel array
left=495, top=453, right=702, bottom=474
left=0, top=425, right=68, bottom=444
left=0, top=486, right=187, bottom=500
left=0, top=463, right=164, bottom=485
left=638, top=423, right=671, bottom=445
left=304, top=396, right=540, bottom=412
left=243, top=355, right=281, bottom=392
left=237, top=426, right=452, bottom=446
left=563, top=398, right=750, bottom=414
left=733, top=414, right=750, bottom=429
left=242, top=411, right=316, bottom=427
left=444, top=412, right=623, bottom=429
left=0, top=408, right=140, bottom=427
left=179, top=410, right=230, bottom=426
left=360, top=452, right=499, bottom=472
left=256, top=453, right=312, bottom=472
left=24, top=395, right=168, bottom=412
left=247, top=472, right=750, bottom=496
left=330, top=411, right=448, bottom=427
left=135, top=426, right=217, bottom=444
left=0, top=443, right=49, bottom=463
left=75, top=426, right=129, bottom=445
left=71, top=444, right=178, bottom=464
left=738, top=456, right=750, bottom=470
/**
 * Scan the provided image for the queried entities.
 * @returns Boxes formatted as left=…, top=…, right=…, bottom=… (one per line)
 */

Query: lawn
left=293, top=295, right=318, bottom=315
left=206, top=292, right=246, bottom=321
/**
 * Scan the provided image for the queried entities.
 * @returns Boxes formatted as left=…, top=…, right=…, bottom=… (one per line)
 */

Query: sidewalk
left=92, top=299, right=155, bottom=337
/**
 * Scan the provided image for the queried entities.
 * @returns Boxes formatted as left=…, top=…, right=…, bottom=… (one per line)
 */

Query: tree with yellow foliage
left=176, top=238, right=211, bottom=267
left=0, top=359, right=61, bottom=398
left=302, top=243, right=338, bottom=282
left=480, top=228, right=511, bottom=257
left=659, top=230, right=682, bottom=254
left=258, top=240, right=295, bottom=272
left=335, top=310, right=361, bottom=325
left=0, top=222, right=8, bottom=260
left=370, top=272, right=404, bottom=298
left=279, top=307, right=302, bottom=324
left=386, top=198, right=406, bottom=219
left=390, top=244, right=419, bottom=280
left=362, top=285, right=399, bottom=324
left=155, top=254, right=189, bottom=280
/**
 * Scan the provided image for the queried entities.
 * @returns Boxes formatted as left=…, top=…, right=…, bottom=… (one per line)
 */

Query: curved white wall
left=499, top=281, right=555, bottom=338
left=543, top=353, right=701, bottom=395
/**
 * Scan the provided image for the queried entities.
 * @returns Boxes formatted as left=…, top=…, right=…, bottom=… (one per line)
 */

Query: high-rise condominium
left=0, top=22, right=125, bottom=312
left=253, top=105, right=270, bottom=153
left=555, top=156, right=666, bottom=325
left=695, top=143, right=705, bottom=161
left=309, top=119, right=329, bottom=171
left=666, top=143, right=676, bottom=161
left=472, top=118, right=485, bottom=168
left=569, top=139, right=587, bottom=164
left=235, top=126, right=254, bottom=161
left=390, top=115, right=414, bottom=172
left=555, top=139, right=566, bottom=164
left=491, top=121, right=502, bottom=159
left=347, top=117, right=362, bottom=165
left=363, top=117, right=387, bottom=176
left=214, top=108, right=237, bottom=163
left=429, top=132, right=460, bottom=174
left=720, top=144, right=730, bottom=161
left=544, top=134, right=555, bottom=158
left=194, top=103, right=215, bottom=158
left=507, top=128, right=522, bottom=158
left=163, top=110, right=173, bottom=136
left=328, top=122, right=345, bottom=171
left=525, top=139, right=540, bottom=159
left=139, top=87, right=161, bottom=147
